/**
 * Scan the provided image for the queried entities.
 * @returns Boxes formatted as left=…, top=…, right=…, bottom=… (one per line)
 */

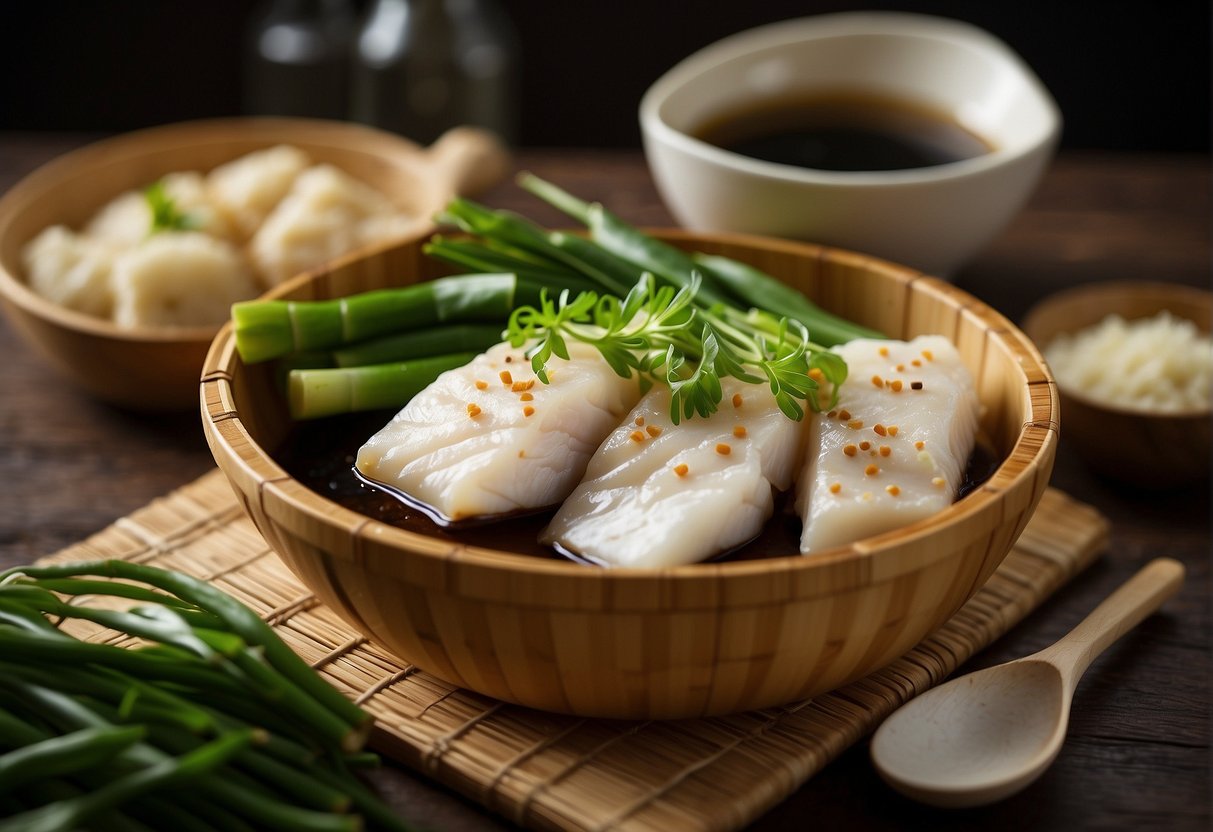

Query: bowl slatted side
left=202, top=232, right=1056, bottom=718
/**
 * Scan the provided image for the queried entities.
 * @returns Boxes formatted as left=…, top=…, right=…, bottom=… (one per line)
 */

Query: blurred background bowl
left=639, top=11, right=1060, bottom=277
left=1023, top=281, right=1211, bottom=488
left=0, top=117, right=507, bottom=411
left=202, top=230, right=1057, bottom=719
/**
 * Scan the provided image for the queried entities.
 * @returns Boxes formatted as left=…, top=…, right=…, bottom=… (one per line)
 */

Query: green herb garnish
left=144, top=180, right=199, bottom=234
left=507, top=273, right=847, bottom=423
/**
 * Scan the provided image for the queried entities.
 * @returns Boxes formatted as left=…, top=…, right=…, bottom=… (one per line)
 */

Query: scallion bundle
left=0, top=560, right=412, bottom=832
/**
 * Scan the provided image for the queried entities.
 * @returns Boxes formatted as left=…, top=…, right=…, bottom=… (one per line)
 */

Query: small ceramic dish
left=639, top=11, right=1061, bottom=277
left=1023, top=281, right=1211, bottom=488
left=202, top=231, right=1057, bottom=719
left=0, top=118, right=508, bottom=411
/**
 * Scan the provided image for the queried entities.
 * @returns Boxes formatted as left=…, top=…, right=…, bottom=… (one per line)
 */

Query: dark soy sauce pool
left=277, top=410, right=1001, bottom=564
left=693, top=90, right=994, bottom=172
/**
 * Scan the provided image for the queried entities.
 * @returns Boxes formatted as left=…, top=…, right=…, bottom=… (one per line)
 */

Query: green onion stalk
left=0, top=560, right=416, bottom=832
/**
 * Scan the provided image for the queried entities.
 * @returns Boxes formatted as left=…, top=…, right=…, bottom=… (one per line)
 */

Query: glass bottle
left=244, top=0, right=356, bottom=120
left=350, top=0, right=518, bottom=145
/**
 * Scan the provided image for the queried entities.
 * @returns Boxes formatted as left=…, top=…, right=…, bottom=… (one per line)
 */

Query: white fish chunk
left=355, top=341, right=640, bottom=523
left=797, top=335, right=979, bottom=553
left=109, top=232, right=259, bottom=328
left=542, top=379, right=806, bottom=568
left=207, top=145, right=311, bottom=240
left=22, top=225, right=114, bottom=318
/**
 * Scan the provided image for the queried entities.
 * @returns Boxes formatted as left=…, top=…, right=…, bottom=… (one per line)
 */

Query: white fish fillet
left=797, top=336, right=979, bottom=553
left=355, top=341, right=640, bottom=523
left=542, top=379, right=806, bottom=568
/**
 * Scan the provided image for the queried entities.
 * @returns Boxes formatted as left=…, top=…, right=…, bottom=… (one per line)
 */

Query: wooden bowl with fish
left=202, top=226, right=1057, bottom=719
left=0, top=117, right=507, bottom=410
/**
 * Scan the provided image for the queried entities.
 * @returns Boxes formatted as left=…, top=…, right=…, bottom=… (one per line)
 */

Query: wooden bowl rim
left=0, top=117, right=437, bottom=346
left=1023, top=280, right=1213, bottom=419
left=203, top=229, right=1056, bottom=593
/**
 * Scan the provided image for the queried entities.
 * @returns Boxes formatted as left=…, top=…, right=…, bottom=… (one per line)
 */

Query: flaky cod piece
left=356, top=342, right=642, bottom=523
left=250, top=164, right=424, bottom=286
left=542, top=378, right=807, bottom=567
left=797, top=335, right=979, bottom=553
left=87, top=171, right=236, bottom=245
left=206, top=145, right=311, bottom=240
left=21, top=226, right=115, bottom=318
left=110, top=232, right=259, bottom=328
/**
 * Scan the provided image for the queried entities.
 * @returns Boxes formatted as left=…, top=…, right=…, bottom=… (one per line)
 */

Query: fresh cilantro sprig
left=144, top=180, right=200, bottom=235
left=506, top=273, right=847, bottom=424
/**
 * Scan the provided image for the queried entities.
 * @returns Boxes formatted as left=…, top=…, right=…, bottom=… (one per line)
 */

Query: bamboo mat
left=39, top=470, right=1108, bottom=832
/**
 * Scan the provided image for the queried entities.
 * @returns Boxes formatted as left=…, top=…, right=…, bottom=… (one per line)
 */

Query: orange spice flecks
left=635, top=416, right=645, bottom=426
left=886, top=484, right=901, bottom=496
left=879, top=445, right=892, bottom=457
left=733, top=425, right=747, bottom=439
left=673, top=463, right=689, bottom=477
left=499, top=370, right=513, bottom=386
left=915, top=440, right=925, bottom=450
left=873, top=423, right=887, bottom=437
left=890, top=380, right=904, bottom=393
left=838, top=409, right=852, bottom=421
left=511, top=379, right=535, bottom=392
left=896, top=364, right=905, bottom=372
left=848, top=419, right=864, bottom=430
left=932, top=477, right=946, bottom=488
left=829, top=482, right=842, bottom=494
left=878, top=346, right=889, bottom=357
left=523, top=405, right=535, bottom=417
left=647, top=425, right=662, bottom=438
left=518, top=450, right=525, bottom=458
left=871, top=374, right=884, bottom=388
left=519, top=392, right=534, bottom=401
left=466, top=403, right=482, bottom=419
left=922, top=349, right=935, bottom=362
left=843, top=444, right=858, bottom=457
left=474, top=379, right=488, bottom=390
left=859, top=441, right=871, bottom=451
left=887, top=425, right=899, bottom=436
left=865, top=464, right=879, bottom=476
left=912, top=359, right=922, bottom=367
left=732, top=393, right=744, bottom=408
left=826, top=410, right=838, bottom=419
left=716, top=443, right=732, bottom=455
left=629, top=430, right=645, bottom=443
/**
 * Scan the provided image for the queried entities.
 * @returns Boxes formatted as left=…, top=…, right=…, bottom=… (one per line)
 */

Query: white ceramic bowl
left=639, top=12, right=1061, bottom=276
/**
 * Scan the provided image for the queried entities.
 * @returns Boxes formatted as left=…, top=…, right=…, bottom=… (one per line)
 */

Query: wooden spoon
left=870, top=557, right=1185, bottom=808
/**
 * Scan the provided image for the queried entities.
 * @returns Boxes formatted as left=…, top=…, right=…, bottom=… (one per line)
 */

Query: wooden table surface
left=1, top=136, right=1209, bottom=831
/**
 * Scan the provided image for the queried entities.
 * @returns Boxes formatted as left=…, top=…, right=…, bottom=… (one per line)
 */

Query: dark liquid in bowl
left=275, top=410, right=1001, bottom=563
left=693, top=90, right=994, bottom=172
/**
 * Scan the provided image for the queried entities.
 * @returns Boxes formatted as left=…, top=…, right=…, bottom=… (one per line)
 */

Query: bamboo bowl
left=0, top=118, right=508, bottom=411
left=202, top=232, right=1058, bottom=719
left=1023, top=281, right=1211, bottom=488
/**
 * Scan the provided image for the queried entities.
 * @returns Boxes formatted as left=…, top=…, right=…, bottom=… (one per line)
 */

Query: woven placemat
left=40, top=470, right=1108, bottom=832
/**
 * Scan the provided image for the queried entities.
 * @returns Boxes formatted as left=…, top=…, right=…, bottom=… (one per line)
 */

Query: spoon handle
left=1037, top=558, right=1184, bottom=686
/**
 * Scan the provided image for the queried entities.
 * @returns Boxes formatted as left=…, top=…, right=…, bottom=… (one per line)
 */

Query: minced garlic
left=1045, top=311, right=1213, bottom=412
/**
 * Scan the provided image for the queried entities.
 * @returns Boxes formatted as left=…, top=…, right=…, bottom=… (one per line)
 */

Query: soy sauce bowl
left=639, top=12, right=1061, bottom=277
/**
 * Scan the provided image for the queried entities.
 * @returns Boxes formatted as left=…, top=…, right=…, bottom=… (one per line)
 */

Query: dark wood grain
left=1, top=135, right=1208, bottom=830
